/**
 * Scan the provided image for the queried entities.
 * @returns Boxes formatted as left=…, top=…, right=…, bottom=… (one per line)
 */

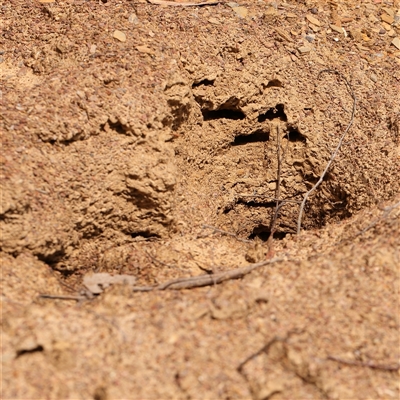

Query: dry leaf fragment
left=306, top=14, right=322, bottom=27
left=275, top=27, right=292, bottom=42
left=83, top=273, right=136, bottom=295
left=113, top=30, right=126, bottom=42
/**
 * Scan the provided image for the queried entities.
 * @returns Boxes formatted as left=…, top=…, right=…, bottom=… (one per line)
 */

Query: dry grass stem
left=297, top=70, right=357, bottom=234
left=132, top=257, right=284, bottom=291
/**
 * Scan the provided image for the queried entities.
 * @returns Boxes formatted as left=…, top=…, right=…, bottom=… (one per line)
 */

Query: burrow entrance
left=178, top=84, right=351, bottom=242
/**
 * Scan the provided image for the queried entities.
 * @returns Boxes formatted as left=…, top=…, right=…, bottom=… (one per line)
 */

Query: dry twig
left=38, top=294, right=87, bottom=301
left=328, top=355, right=400, bottom=372
left=132, top=257, right=283, bottom=291
left=356, top=200, right=400, bottom=237
left=147, top=0, right=224, bottom=6
left=297, top=70, right=357, bottom=234
left=270, top=122, right=283, bottom=238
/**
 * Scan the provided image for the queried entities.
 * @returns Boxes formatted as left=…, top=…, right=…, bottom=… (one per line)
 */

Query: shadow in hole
left=202, top=109, right=245, bottom=121
left=232, top=129, right=270, bottom=145
left=258, top=104, right=287, bottom=122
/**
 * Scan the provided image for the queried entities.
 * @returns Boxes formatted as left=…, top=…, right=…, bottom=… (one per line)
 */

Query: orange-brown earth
left=1, top=0, right=399, bottom=398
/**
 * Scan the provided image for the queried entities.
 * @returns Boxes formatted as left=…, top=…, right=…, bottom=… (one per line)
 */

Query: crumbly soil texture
left=1, top=0, right=400, bottom=399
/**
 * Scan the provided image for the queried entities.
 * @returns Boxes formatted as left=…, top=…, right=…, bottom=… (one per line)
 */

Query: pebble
left=297, top=46, right=311, bottom=54
left=128, top=13, right=139, bottom=25
left=136, top=45, right=154, bottom=55
left=208, top=17, right=220, bottom=25
left=113, top=30, right=126, bottom=42
left=370, top=73, right=378, bottom=82
left=392, top=37, right=400, bottom=50
left=381, top=13, right=394, bottom=24
left=232, top=6, right=248, bottom=19
left=305, top=35, right=315, bottom=43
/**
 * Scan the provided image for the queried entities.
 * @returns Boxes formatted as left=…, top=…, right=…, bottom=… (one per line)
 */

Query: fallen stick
left=132, top=257, right=284, bottom=291
left=297, top=70, right=356, bottom=234
left=38, top=294, right=86, bottom=301
left=147, top=0, right=224, bottom=6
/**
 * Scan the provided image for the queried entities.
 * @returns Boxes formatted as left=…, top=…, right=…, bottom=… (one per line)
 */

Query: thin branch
left=38, top=294, right=86, bottom=301
left=328, top=355, right=400, bottom=372
left=147, top=0, right=224, bottom=6
left=132, top=257, right=284, bottom=291
left=237, top=336, right=282, bottom=376
left=144, top=250, right=175, bottom=269
left=297, top=70, right=357, bottom=234
left=360, top=200, right=400, bottom=234
left=270, top=122, right=283, bottom=236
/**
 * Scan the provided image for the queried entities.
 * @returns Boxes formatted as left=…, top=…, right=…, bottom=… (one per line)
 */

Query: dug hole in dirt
left=1, top=0, right=400, bottom=399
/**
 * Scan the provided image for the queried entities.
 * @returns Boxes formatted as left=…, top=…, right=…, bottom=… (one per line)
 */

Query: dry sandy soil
left=1, top=0, right=400, bottom=399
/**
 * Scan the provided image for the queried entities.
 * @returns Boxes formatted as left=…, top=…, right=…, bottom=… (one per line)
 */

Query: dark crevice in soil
left=37, top=249, right=67, bottom=266
left=248, top=224, right=288, bottom=241
left=129, top=231, right=161, bottom=239
left=192, top=79, right=215, bottom=88
left=284, top=126, right=306, bottom=143
left=16, top=345, right=44, bottom=358
left=237, top=199, right=276, bottom=208
left=258, top=104, right=287, bottom=122
left=232, top=129, right=270, bottom=145
left=101, top=119, right=128, bottom=135
left=202, top=108, right=245, bottom=121
left=265, top=79, right=283, bottom=88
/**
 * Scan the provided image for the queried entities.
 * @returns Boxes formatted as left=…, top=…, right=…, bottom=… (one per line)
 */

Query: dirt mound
left=1, top=0, right=399, bottom=399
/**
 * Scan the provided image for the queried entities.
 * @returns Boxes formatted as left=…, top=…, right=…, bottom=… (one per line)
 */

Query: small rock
left=370, top=73, right=378, bottom=82
left=113, top=30, right=126, bottom=42
left=136, top=45, right=154, bottom=55
left=305, top=35, right=315, bottom=43
left=311, top=8, right=318, bottom=15
left=128, top=13, right=139, bottom=24
left=382, top=7, right=394, bottom=17
left=89, top=44, right=97, bottom=54
left=381, top=13, right=394, bottom=24
left=298, top=46, right=312, bottom=54
left=392, top=37, right=400, bottom=50
left=232, top=6, right=248, bottom=19
left=306, top=14, right=322, bottom=27
left=208, top=17, right=220, bottom=25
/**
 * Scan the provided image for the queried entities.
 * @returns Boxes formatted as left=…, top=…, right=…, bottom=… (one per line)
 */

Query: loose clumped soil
left=1, top=0, right=400, bottom=399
